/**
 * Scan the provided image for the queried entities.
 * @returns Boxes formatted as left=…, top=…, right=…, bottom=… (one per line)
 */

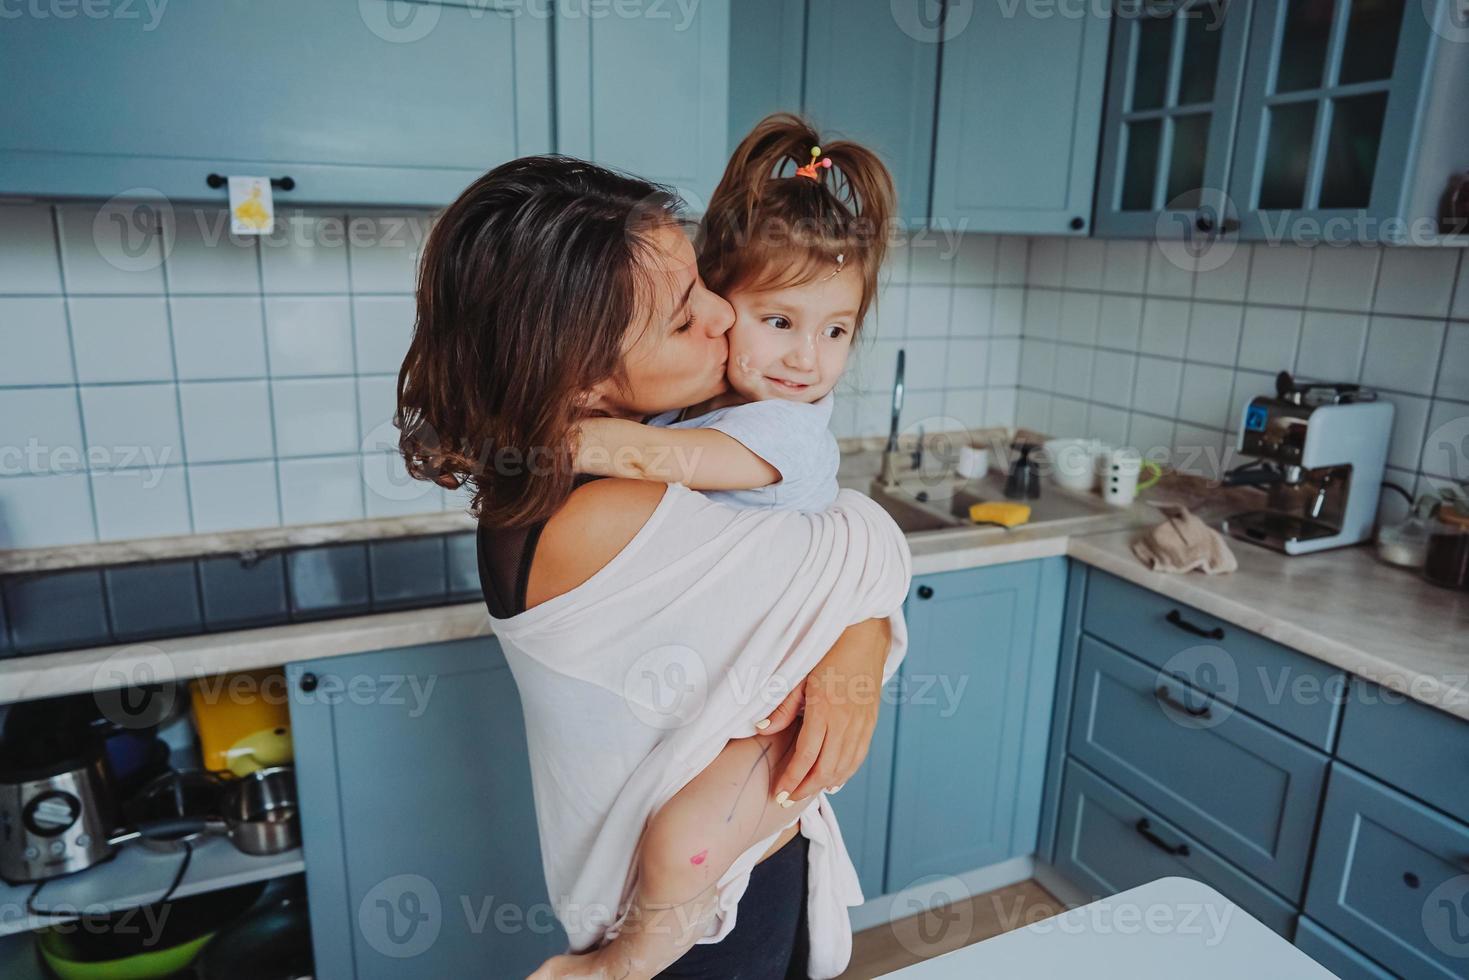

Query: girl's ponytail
left=699, top=112, right=897, bottom=333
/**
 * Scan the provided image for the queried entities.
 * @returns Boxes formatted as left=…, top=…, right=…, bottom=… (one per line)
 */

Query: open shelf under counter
left=0, top=835, right=303, bottom=938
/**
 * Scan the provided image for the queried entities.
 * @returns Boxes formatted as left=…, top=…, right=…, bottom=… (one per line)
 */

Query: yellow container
left=189, top=669, right=293, bottom=776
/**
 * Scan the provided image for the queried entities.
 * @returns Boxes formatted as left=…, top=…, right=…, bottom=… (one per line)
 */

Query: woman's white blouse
left=487, top=482, right=913, bottom=978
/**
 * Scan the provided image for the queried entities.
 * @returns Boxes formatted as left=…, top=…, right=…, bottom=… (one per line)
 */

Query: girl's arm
left=572, top=417, right=782, bottom=491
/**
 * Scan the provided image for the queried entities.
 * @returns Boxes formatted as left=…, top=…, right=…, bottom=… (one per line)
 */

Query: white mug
left=956, top=445, right=990, bottom=480
left=1100, top=447, right=1162, bottom=506
left=1043, top=438, right=1098, bottom=491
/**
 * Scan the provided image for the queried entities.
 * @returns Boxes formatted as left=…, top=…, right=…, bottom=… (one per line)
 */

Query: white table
left=881, top=877, right=1339, bottom=978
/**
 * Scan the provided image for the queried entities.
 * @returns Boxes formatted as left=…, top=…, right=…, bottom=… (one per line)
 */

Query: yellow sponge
left=968, top=501, right=1031, bottom=528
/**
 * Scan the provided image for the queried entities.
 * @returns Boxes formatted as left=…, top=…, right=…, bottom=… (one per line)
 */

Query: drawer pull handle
left=1135, top=818, right=1191, bottom=857
left=1404, top=871, right=1421, bottom=889
left=1166, top=609, right=1225, bottom=640
left=1154, top=685, right=1212, bottom=719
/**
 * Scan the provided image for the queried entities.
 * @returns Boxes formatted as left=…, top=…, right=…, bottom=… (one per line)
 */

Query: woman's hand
left=757, top=617, right=892, bottom=804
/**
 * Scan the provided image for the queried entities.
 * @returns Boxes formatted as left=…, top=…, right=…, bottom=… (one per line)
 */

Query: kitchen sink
left=864, top=471, right=1114, bottom=537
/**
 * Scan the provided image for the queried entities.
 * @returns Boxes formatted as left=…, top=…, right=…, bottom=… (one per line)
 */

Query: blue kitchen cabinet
left=825, top=675, right=900, bottom=899
left=0, top=1, right=552, bottom=206
left=1306, top=763, right=1469, bottom=979
left=1092, top=0, right=1255, bottom=239
left=883, top=558, right=1067, bottom=893
left=287, top=638, right=566, bottom=979
left=728, top=0, right=940, bottom=226
left=802, top=1, right=942, bottom=226
left=556, top=0, right=730, bottom=209
left=928, top=0, right=1111, bottom=235
left=1228, top=0, right=1469, bottom=243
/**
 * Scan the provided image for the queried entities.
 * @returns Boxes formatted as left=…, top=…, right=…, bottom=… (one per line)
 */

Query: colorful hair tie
left=795, top=145, right=832, bottom=182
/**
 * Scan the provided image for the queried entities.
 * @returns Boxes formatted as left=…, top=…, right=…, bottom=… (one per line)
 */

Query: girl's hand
left=758, top=617, right=891, bottom=803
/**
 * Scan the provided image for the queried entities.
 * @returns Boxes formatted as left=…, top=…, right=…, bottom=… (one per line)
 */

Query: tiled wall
left=1008, top=237, right=1469, bottom=521
left=0, top=200, right=462, bottom=550
left=0, top=201, right=1020, bottom=549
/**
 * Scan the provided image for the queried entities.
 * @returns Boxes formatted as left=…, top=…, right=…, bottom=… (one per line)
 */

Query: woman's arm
left=757, top=616, right=892, bottom=803
left=572, top=417, right=781, bottom=490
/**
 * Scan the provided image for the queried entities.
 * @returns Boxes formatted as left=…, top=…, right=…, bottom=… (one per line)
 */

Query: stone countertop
left=3, top=449, right=1467, bottom=724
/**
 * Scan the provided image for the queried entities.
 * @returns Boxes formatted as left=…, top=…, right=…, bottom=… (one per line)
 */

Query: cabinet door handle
left=207, top=172, right=296, bottom=191
left=1166, top=609, right=1224, bottom=640
left=917, top=585, right=934, bottom=600
left=1154, top=684, right=1212, bottom=719
left=1135, top=818, right=1190, bottom=857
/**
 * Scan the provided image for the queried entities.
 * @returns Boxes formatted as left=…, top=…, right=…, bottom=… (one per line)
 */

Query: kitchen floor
left=839, top=879, right=1065, bottom=979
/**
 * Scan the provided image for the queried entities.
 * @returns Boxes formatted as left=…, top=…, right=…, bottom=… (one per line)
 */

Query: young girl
left=533, top=113, right=898, bottom=980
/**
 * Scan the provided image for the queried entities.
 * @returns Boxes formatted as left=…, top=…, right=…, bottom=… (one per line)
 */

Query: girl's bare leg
left=528, top=724, right=813, bottom=980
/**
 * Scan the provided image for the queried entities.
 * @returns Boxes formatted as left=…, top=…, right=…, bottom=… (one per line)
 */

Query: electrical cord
left=24, top=839, right=195, bottom=919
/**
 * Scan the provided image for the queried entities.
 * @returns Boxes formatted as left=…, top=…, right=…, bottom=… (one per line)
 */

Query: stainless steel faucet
left=877, top=349, right=907, bottom=489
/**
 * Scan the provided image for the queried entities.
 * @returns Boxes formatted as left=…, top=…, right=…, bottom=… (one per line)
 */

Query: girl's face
left=583, top=222, right=736, bottom=419
left=724, top=266, right=863, bottom=404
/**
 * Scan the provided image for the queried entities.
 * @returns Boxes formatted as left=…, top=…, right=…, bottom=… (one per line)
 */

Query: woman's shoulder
left=524, top=477, right=671, bottom=609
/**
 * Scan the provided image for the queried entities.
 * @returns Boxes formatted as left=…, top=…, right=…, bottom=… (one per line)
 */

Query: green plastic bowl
left=37, top=929, right=215, bottom=980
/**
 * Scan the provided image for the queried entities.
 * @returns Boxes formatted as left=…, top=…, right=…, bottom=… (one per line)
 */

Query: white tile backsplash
left=179, top=380, right=276, bottom=463
left=1012, top=238, right=1462, bottom=499
left=264, top=297, right=355, bottom=376
left=69, top=297, right=173, bottom=383
left=0, top=205, right=64, bottom=294
left=169, top=297, right=269, bottom=380
left=1296, top=311, right=1368, bottom=382
left=0, top=297, right=72, bottom=386
left=4, top=201, right=1460, bottom=551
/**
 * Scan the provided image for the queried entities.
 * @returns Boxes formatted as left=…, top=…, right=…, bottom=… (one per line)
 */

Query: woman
left=397, top=156, right=908, bottom=979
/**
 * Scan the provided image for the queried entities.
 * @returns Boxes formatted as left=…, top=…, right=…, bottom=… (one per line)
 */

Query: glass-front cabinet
left=1229, top=0, right=1455, bottom=242
left=1093, top=0, right=1254, bottom=238
left=1095, top=0, right=1469, bottom=243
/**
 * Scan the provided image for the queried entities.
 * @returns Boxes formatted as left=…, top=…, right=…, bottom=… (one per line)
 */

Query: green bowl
left=38, top=930, right=215, bottom=980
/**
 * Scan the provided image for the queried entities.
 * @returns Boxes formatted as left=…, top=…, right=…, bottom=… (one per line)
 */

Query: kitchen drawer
left=1069, top=637, right=1328, bottom=900
left=1338, top=683, right=1469, bottom=827
left=1082, top=571, right=1344, bottom=749
left=1294, top=918, right=1397, bottom=980
left=1053, top=759, right=1297, bottom=937
left=1306, top=764, right=1469, bottom=979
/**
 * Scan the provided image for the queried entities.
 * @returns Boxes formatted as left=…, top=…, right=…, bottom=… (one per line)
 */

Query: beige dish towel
left=1131, top=504, right=1238, bottom=574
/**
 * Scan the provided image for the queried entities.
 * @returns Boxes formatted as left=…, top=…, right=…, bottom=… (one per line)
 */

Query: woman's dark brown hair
left=397, top=155, right=681, bottom=527
left=698, top=112, right=897, bottom=334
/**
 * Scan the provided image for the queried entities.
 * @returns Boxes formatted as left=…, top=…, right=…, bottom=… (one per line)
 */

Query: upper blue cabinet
left=1097, top=0, right=1469, bottom=243
left=1093, top=0, right=1254, bottom=239
left=929, top=0, right=1111, bottom=235
left=728, top=0, right=941, bottom=226
left=803, top=0, right=942, bottom=226
left=1228, top=0, right=1469, bottom=243
left=555, top=0, right=730, bottom=208
left=0, top=0, right=553, bottom=207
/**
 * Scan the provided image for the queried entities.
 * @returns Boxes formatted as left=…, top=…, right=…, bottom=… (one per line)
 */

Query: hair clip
left=795, top=145, right=833, bottom=182
left=819, top=252, right=846, bottom=282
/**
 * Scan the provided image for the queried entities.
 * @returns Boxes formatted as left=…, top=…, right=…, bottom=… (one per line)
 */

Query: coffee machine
left=1221, top=372, right=1394, bottom=555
